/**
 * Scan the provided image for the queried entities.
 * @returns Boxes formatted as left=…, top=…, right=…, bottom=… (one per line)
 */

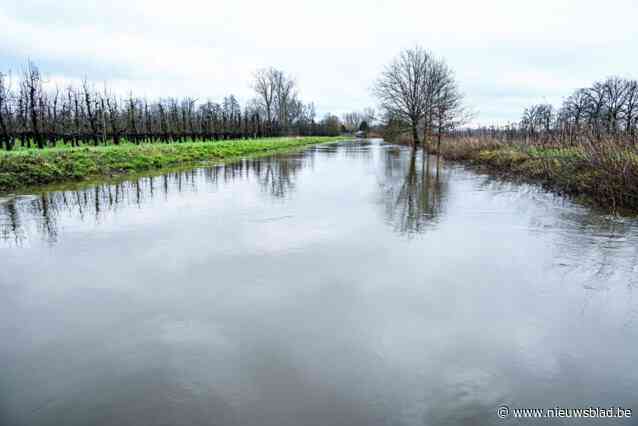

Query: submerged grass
left=0, top=136, right=344, bottom=193
left=434, top=136, right=638, bottom=212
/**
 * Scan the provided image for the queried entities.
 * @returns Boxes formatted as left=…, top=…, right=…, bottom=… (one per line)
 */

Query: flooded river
left=1, top=140, right=637, bottom=425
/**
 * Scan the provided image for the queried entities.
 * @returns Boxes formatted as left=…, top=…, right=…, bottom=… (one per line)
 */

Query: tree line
left=522, top=77, right=638, bottom=142
left=0, top=62, right=342, bottom=151
left=453, top=76, right=638, bottom=144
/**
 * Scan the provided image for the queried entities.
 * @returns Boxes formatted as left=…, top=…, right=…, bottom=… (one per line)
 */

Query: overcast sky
left=1, top=0, right=636, bottom=126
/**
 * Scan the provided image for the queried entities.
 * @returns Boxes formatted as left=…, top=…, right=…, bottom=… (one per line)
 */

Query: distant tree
left=521, top=104, right=554, bottom=141
left=362, top=107, right=376, bottom=126
left=253, top=68, right=278, bottom=136
left=318, top=114, right=341, bottom=136
left=624, top=80, right=638, bottom=136
left=23, top=62, right=45, bottom=149
left=273, top=70, right=296, bottom=133
left=342, top=111, right=363, bottom=133
left=252, top=67, right=298, bottom=135
left=82, top=80, right=100, bottom=145
left=0, top=72, right=13, bottom=150
left=601, top=77, right=629, bottom=134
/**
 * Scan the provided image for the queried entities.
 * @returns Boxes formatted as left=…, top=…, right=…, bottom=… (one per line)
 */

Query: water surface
left=1, top=140, right=637, bottom=425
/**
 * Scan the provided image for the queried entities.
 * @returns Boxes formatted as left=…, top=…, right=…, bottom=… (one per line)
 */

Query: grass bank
left=433, top=137, right=638, bottom=212
left=0, top=136, right=344, bottom=193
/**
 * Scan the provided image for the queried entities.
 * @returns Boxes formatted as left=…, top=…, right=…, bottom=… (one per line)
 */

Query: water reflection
left=380, top=148, right=447, bottom=236
left=0, top=154, right=307, bottom=245
left=1, top=140, right=638, bottom=426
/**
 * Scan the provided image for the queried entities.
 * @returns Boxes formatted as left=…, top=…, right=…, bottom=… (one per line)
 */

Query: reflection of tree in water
left=381, top=148, right=448, bottom=236
left=252, top=157, right=300, bottom=199
left=0, top=155, right=305, bottom=245
left=0, top=198, right=24, bottom=244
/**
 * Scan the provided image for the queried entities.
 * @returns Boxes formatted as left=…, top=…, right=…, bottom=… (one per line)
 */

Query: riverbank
left=0, top=136, right=344, bottom=193
left=433, top=137, right=638, bottom=212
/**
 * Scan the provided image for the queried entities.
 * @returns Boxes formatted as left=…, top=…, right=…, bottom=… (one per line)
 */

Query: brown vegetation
left=436, top=134, right=638, bottom=211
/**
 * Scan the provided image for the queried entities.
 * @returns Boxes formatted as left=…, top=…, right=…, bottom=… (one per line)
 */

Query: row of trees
left=0, top=63, right=343, bottom=151
left=453, top=77, right=638, bottom=144
left=373, top=46, right=466, bottom=149
left=521, top=77, right=638, bottom=142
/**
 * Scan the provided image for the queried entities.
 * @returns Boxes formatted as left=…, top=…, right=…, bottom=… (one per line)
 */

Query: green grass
left=526, top=146, right=584, bottom=159
left=0, top=136, right=344, bottom=193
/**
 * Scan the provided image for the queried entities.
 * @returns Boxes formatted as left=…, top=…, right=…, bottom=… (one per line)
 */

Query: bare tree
left=374, top=47, right=463, bottom=147
left=373, top=47, right=433, bottom=146
left=105, top=90, right=122, bottom=145
left=0, top=72, right=13, bottom=150
left=253, top=68, right=277, bottom=136
left=342, top=111, right=363, bottom=133
left=82, top=80, right=100, bottom=145
left=23, top=62, right=45, bottom=149
left=584, top=82, right=606, bottom=137
left=602, top=77, right=628, bottom=134
left=624, top=80, right=638, bottom=136
left=273, top=69, right=296, bottom=134
left=561, top=88, right=589, bottom=141
left=362, top=107, right=376, bottom=126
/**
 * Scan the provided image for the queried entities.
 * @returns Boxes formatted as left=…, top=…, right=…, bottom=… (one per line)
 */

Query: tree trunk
left=0, top=114, right=10, bottom=150
left=411, top=122, right=419, bottom=147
